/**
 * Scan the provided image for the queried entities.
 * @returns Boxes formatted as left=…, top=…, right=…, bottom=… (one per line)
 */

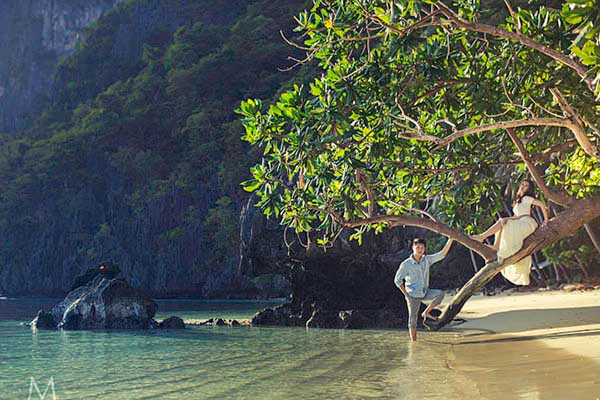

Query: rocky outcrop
left=157, top=316, right=185, bottom=329
left=70, top=263, right=121, bottom=291
left=250, top=243, right=419, bottom=329
left=245, top=194, right=480, bottom=329
left=0, top=0, right=295, bottom=300
left=30, top=264, right=176, bottom=329
left=31, top=310, right=57, bottom=329
left=50, top=274, right=158, bottom=329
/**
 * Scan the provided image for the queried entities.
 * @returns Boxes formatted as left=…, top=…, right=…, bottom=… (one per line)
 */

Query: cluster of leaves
left=239, top=0, right=600, bottom=248
left=564, top=0, right=600, bottom=88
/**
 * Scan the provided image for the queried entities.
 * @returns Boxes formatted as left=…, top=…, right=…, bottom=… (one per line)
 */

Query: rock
left=230, top=319, right=240, bottom=326
left=305, top=309, right=344, bottom=329
left=561, top=283, right=586, bottom=292
left=250, top=274, right=291, bottom=298
left=338, top=310, right=371, bottom=329
left=70, top=263, right=121, bottom=291
left=214, top=318, right=227, bottom=326
left=244, top=195, right=482, bottom=330
left=252, top=303, right=302, bottom=327
left=30, top=309, right=56, bottom=329
left=49, top=275, right=158, bottom=329
left=158, top=316, right=185, bottom=329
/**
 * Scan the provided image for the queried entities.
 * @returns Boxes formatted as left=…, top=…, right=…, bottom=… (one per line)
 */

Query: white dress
left=498, top=195, right=538, bottom=285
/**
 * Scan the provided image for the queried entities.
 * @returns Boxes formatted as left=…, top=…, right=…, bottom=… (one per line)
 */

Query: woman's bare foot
left=470, top=234, right=484, bottom=242
left=421, top=311, right=438, bottom=321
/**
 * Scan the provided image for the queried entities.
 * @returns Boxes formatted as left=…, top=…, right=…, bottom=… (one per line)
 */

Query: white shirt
left=513, top=195, right=534, bottom=217
left=393, top=250, right=446, bottom=298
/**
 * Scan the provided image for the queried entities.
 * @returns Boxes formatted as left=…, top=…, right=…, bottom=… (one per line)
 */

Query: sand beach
left=445, top=289, right=600, bottom=399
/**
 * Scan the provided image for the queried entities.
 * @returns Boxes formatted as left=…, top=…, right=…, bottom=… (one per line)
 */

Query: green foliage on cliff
left=0, top=0, right=311, bottom=296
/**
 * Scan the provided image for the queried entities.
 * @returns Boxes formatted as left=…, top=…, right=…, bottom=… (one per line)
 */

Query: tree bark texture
left=426, top=196, right=600, bottom=331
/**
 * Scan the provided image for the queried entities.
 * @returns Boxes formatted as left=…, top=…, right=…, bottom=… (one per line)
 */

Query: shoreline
left=441, top=289, right=600, bottom=399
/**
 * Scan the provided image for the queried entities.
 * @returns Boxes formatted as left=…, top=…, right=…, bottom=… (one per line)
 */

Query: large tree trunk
left=426, top=196, right=600, bottom=331
left=584, top=223, right=600, bottom=256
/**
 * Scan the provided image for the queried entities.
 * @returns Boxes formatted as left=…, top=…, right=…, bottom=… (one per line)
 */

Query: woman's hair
left=513, top=179, right=536, bottom=206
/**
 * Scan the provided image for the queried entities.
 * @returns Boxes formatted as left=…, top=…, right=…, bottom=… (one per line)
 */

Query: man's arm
left=428, top=238, right=454, bottom=264
left=394, top=264, right=408, bottom=297
left=398, top=284, right=409, bottom=298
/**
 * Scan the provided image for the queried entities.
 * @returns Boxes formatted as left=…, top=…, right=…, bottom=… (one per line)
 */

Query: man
left=394, top=237, right=454, bottom=341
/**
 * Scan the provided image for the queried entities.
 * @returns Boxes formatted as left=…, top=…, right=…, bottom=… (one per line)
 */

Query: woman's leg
left=471, top=218, right=504, bottom=242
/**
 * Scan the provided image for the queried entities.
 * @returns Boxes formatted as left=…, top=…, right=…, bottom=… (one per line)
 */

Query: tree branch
left=528, top=139, right=577, bottom=163
left=355, top=170, right=375, bottom=217
left=431, top=3, right=597, bottom=95
left=506, top=128, right=574, bottom=206
left=433, top=118, right=573, bottom=149
left=503, top=0, right=521, bottom=34
left=363, top=2, right=596, bottom=93
left=550, top=88, right=600, bottom=161
left=339, top=214, right=497, bottom=261
left=384, top=160, right=522, bottom=174
left=427, top=195, right=600, bottom=330
left=387, top=201, right=441, bottom=224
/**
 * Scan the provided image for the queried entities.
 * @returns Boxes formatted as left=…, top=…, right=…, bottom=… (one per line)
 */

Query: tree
left=238, top=0, right=600, bottom=330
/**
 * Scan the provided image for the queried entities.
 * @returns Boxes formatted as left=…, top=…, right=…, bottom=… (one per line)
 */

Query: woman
left=471, top=179, right=549, bottom=285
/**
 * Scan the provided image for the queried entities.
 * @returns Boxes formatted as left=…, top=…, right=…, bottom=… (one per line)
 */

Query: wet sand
left=182, top=291, right=600, bottom=399
left=444, top=290, right=600, bottom=399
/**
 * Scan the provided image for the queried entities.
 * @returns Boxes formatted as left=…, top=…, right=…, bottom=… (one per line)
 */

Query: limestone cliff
left=0, top=0, right=305, bottom=298
left=0, top=0, right=126, bottom=132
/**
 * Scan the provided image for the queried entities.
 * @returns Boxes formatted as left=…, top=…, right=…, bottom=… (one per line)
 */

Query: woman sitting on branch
left=471, top=179, right=549, bottom=285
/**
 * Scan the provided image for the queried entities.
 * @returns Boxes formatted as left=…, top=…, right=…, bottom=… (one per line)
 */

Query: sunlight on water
left=3, top=298, right=597, bottom=400
left=0, top=298, right=460, bottom=400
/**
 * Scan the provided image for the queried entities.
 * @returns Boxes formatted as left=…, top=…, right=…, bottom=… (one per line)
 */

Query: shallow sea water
left=3, top=298, right=598, bottom=399
left=0, top=298, right=460, bottom=399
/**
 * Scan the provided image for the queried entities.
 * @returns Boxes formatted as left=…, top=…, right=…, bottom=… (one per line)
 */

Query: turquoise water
left=0, top=298, right=457, bottom=399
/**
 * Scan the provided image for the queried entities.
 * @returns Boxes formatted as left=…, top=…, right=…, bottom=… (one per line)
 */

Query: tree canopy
left=239, top=0, right=600, bottom=328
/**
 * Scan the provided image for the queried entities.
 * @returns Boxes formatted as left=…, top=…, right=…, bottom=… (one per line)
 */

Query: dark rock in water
left=305, top=309, right=344, bottom=329
left=158, top=316, right=185, bottom=329
left=301, top=307, right=412, bottom=329
left=338, top=309, right=377, bottom=330
left=47, top=275, right=158, bottom=329
left=251, top=303, right=302, bottom=327
left=249, top=225, right=463, bottom=330
left=251, top=247, right=413, bottom=329
left=242, top=192, right=479, bottom=329
left=70, top=263, right=121, bottom=291
left=214, top=318, right=227, bottom=326
left=31, top=309, right=56, bottom=329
